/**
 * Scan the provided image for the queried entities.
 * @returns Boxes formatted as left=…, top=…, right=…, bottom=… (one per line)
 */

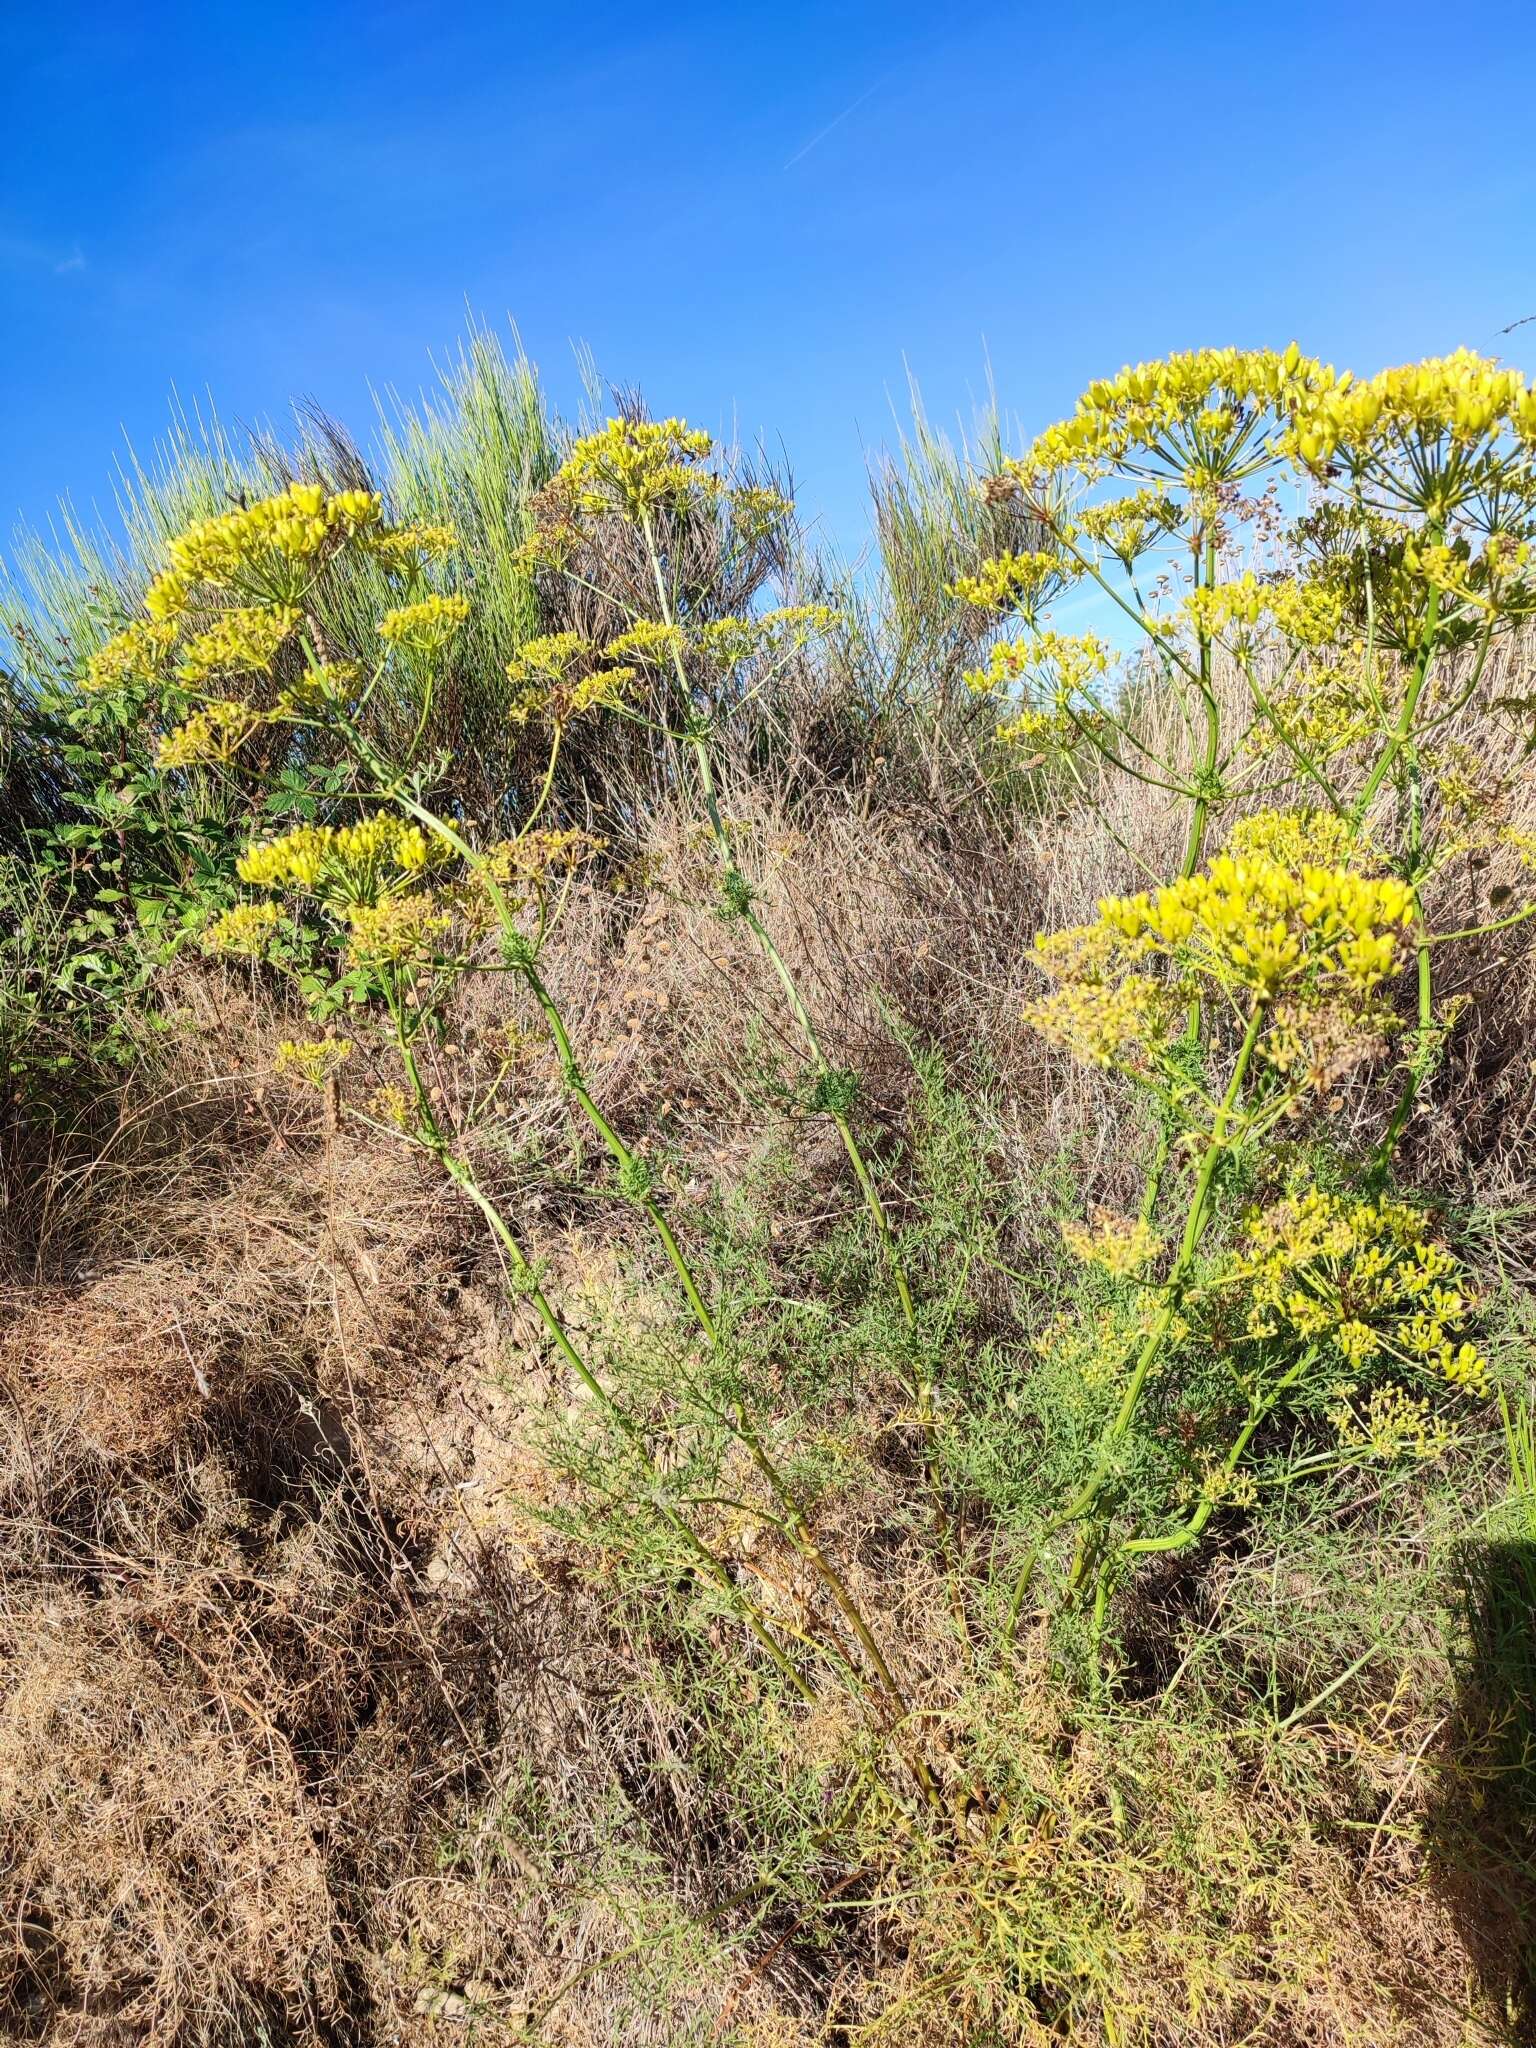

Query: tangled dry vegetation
left=3, top=341, right=1536, bottom=2046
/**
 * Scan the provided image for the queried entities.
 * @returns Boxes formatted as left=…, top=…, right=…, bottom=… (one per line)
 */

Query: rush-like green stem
left=636, top=509, right=920, bottom=1339
left=1182, top=526, right=1223, bottom=882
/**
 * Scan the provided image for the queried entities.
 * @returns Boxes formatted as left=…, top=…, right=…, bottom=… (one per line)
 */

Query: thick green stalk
left=1181, top=528, right=1222, bottom=882
left=1355, top=576, right=1444, bottom=1174
left=1121, top=1349, right=1315, bottom=1557
left=1004, top=1000, right=1266, bottom=1637
left=1350, top=575, right=1442, bottom=833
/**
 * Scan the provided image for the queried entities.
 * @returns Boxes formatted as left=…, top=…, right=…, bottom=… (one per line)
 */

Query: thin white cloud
left=54, top=247, right=86, bottom=275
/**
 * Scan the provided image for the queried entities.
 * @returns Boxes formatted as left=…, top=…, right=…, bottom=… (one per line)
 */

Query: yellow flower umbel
left=178, top=604, right=301, bottom=685
left=201, top=900, right=283, bottom=957
left=1061, top=1209, right=1165, bottom=1278
left=237, top=814, right=435, bottom=910
left=1221, top=809, right=1361, bottom=873
left=556, top=417, right=715, bottom=518
left=377, top=593, right=471, bottom=657
left=1222, top=1189, right=1489, bottom=1401
left=156, top=698, right=266, bottom=770
left=1099, top=856, right=1415, bottom=999
left=504, top=632, right=636, bottom=728
left=950, top=549, right=1069, bottom=618
left=364, top=522, right=459, bottom=570
left=342, top=894, right=452, bottom=966
left=1014, top=344, right=1337, bottom=492
left=80, top=620, right=177, bottom=695
left=276, top=1037, right=353, bottom=1084
left=166, top=483, right=384, bottom=598
left=969, top=631, right=1114, bottom=757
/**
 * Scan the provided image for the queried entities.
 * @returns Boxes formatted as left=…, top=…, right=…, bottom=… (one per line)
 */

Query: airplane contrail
left=783, top=81, right=881, bottom=171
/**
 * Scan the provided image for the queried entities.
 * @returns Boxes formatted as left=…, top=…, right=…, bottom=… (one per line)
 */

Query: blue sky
left=5, top=0, right=1536, bottom=565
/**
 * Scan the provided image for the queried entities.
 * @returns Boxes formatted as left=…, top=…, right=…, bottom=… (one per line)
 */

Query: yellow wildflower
left=378, top=593, right=471, bottom=655
left=156, top=698, right=267, bottom=769
left=276, top=1037, right=353, bottom=1084
left=343, top=893, right=452, bottom=964
left=178, top=604, right=300, bottom=684
left=556, top=417, right=715, bottom=518
left=1061, top=1209, right=1165, bottom=1277
left=201, top=900, right=282, bottom=956
left=81, top=619, right=177, bottom=694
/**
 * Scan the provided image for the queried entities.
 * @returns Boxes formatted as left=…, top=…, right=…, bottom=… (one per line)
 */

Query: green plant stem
left=1182, top=528, right=1222, bottom=881
left=1357, top=574, right=1444, bottom=1173
left=635, top=510, right=976, bottom=1655
left=1350, top=573, right=1442, bottom=833
left=1004, top=1000, right=1266, bottom=1639
left=1121, top=1350, right=1316, bottom=1557
left=354, top=712, right=927, bottom=1780
left=438, top=1147, right=815, bottom=1702
left=370, top=967, right=814, bottom=1701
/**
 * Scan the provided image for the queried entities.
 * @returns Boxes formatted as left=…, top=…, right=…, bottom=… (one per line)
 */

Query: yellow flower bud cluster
left=80, top=619, right=177, bottom=694
left=236, top=814, right=433, bottom=903
left=1286, top=349, right=1536, bottom=470
left=556, top=417, right=716, bottom=518
left=201, top=900, right=283, bottom=956
left=178, top=604, right=301, bottom=684
left=1242, top=651, right=1379, bottom=766
left=966, top=629, right=1112, bottom=700
left=950, top=549, right=1068, bottom=614
left=1225, top=1188, right=1488, bottom=1400
left=144, top=570, right=193, bottom=622
left=504, top=631, right=635, bottom=728
left=166, top=483, right=383, bottom=589
left=155, top=698, right=266, bottom=770
left=994, top=704, right=1087, bottom=756
left=1222, top=809, right=1359, bottom=872
left=1327, top=1382, right=1451, bottom=1462
left=377, top=593, right=471, bottom=655
left=280, top=659, right=362, bottom=708
left=1178, top=574, right=1343, bottom=652
left=1022, top=960, right=1174, bottom=1071
left=1415, top=534, right=1536, bottom=619
left=481, top=828, right=607, bottom=883
left=606, top=620, right=684, bottom=666
left=275, top=1037, right=352, bottom=1084
left=1015, top=344, right=1335, bottom=481
left=1060, top=1209, right=1165, bottom=1277
left=1099, top=856, right=1415, bottom=996
left=342, top=893, right=452, bottom=965
left=1075, top=488, right=1182, bottom=564
left=698, top=616, right=759, bottom=668
left=730, top=485, right=794, bottom=537
left=758, top=603, right=840, bottom=647
left=364, top=522, right=459, bottom=570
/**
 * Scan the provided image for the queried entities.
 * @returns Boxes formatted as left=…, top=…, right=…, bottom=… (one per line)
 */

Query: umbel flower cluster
left=1218, top=1188, right=1488, bottom=1397
left=1024, top=840, right=1414, bottom=1074
left=79, top=479, right=472, bottom=771
left=951, top=345, right=1536, bottom=770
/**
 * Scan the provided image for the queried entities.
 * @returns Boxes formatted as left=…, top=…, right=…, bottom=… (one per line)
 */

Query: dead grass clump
left=0, top=1592, right=336, bottom=2046
left=6, top=1263, right=245, bottom=1461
